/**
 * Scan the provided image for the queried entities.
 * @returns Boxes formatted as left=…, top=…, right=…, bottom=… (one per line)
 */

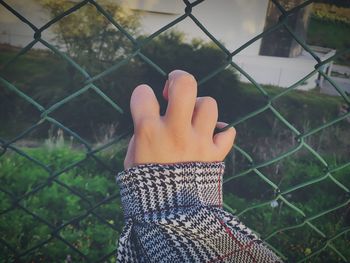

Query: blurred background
left=0, top=0, right=349, bottom=262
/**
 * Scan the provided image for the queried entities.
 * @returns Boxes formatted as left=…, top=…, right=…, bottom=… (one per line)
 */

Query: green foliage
left=307, top=17, right=350, bottom=51
left=311, top=3, right=350, bottom=25
left=38, top=0, right=139, bottom=65
left=0, top=144, right=124, bottom=262
left=314, top=0, right=350, bottom=8
left=224, top=157, right=350, bottom=262
left=240, top=82, right=343, bottom=129
left=307, top=3, right=350, bottom=65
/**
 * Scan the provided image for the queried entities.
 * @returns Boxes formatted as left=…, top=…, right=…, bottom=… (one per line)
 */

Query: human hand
left=124, top=70, right=236, bottom=169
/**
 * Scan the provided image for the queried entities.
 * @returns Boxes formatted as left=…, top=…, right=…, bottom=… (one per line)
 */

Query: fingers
left=213, top=122, right=236, bottom=159
left=192, top=97, right=218, bottom=135
left=130, top=84, right=160, bottom=130
left=164, top=70, right=197, bottom=130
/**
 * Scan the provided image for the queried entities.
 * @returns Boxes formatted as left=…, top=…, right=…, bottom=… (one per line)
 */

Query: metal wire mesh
left=0, top=0, right=349, bottom=262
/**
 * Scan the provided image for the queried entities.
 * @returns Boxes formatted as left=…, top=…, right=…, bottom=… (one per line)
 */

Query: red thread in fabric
left=217, top=219, right=258, bottom=263
left=218, top=168, right=222, bottom=207
left=209, top=240, right=257, bottom=262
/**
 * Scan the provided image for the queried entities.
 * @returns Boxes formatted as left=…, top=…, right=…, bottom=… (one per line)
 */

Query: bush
left=307, top=3, right=350, bottom=64
left=0, top=143, right=125, bottom=262
left=312, top=3, right=350, bottom=25
left=224, top=156, right=350, bottom=262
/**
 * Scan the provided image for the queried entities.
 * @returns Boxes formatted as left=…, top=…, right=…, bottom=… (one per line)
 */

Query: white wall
left=118, top=0, right=269, bottom=56
left=234, top=53, right=318, bottom=90
left=0, top=0, right=54, bottom=49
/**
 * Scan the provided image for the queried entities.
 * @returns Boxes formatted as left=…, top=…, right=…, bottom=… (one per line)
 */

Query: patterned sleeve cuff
left=116, top=161, right=225, bottom=219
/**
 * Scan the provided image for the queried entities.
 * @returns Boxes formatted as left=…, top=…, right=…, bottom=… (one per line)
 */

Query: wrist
left=116, top=161, right=225, bottom=219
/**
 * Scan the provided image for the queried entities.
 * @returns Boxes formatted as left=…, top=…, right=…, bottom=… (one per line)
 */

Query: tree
left=314, top=0, right=350, bottom=7
left=38, top=0, right=139, bottom=72
left=32, top=0, right=143, bottom=140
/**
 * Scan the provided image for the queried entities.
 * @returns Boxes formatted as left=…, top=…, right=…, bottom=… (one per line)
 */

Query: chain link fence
left=0, top=0, right=349, bottom=262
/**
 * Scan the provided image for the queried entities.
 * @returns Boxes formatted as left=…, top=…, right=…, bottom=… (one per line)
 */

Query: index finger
left=164, top=70, right=197, bottom=130
left=130, top=84, right=160, bottom=130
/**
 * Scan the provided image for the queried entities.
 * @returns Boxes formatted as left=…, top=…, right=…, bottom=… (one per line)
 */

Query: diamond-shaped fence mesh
left=0, top=0, right=349, bottom=262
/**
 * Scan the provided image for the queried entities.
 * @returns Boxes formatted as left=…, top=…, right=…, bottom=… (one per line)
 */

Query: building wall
left=234, top=53, right=318, bottom=90
left=119, top=0, right=269, bottom=56
left=259, top=0, right=312, bottom=58
left=0, top=0, right=55, bottom=49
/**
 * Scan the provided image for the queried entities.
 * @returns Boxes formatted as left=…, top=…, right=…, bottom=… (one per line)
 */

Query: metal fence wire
left=0, top=0, right=350, bottom=262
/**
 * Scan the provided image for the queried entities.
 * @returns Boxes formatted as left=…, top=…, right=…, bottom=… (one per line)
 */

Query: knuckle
left=202, top=96, right=218, bottom=110
left=227, top=127, right=237, bottom=140
left=131, top=85, right=151, bottom=105
left=135, top=117, right=157, bottom=136
left=224, top=128, right=236, bottom=146
left=168, top=127, right=191, bottom=149
left=135, top=83, right=151, bottom=91
left=231, top=127, right=237, bottom=136
left=132, top=84, right=150, bottom=97
left=176, top=73, right=197, bottom=87
left=201, top=97, right=218, bottom=120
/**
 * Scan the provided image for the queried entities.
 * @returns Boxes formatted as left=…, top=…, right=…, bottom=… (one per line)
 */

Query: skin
left=124, top=69, right=236, bottom=169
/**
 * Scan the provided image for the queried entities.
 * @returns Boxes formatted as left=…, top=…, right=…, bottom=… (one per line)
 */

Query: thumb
left=213, top=122, right=236, bottom=159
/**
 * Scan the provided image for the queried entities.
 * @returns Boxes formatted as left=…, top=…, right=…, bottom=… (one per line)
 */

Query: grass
left=0, top=143, right=124, bottom=262
left=307, top=17, right=350, bottom=51
left=307, top=3, right=350, bottom=66
left=240, top=82, right=343, bottom=122
left=311, top=3, right=350, bottom=24
left=0, top=44, right=64, bottom=80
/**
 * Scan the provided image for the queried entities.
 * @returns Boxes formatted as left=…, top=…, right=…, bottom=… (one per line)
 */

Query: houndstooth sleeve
left=115, top=161, right=283, bottom=263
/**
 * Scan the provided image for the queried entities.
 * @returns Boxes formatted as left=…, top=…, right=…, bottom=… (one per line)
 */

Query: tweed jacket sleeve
left=116, top=161, right=283, bottom=263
